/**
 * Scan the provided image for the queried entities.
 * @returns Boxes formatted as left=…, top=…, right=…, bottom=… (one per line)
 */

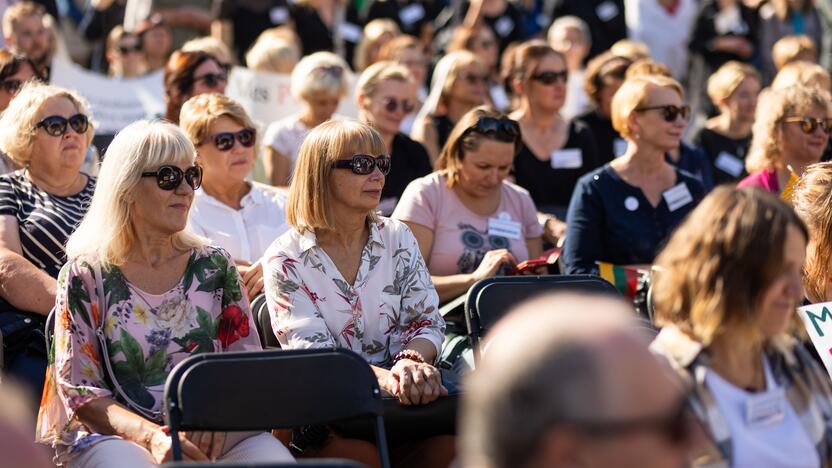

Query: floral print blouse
left=36, top=246, right=261, bottom=463
left=263, top=218, right=445, bottom=367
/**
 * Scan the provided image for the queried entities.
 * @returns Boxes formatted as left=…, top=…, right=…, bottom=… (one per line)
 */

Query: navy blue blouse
left=562, top=164, right=705, bottom=275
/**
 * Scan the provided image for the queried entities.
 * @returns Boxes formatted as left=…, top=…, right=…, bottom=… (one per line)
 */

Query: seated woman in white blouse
left=263, top=120, right=454, bottom=467
left=180, top=94, right=289, bottom=300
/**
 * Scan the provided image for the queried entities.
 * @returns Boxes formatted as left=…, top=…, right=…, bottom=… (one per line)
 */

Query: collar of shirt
left=297, top=218, right=387, bottom=254
left=195, top=185, right=263, bottom=210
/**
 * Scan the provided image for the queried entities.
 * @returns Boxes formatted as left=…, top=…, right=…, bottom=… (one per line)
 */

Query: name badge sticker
left=269, top=6, right=289, bottom=24
left=550, top=148, right=583, bottom=169
left=596, top=1, right=619, bottom=22
left=662, top=183, right=694, bottom=212
left=488, top=215, right=522, bottom=240
left=399, top=3, right=426, bottom=25
left=339, top=22, right=363, bottom=43
left=494, top=16, right=514, bottom=37
left=714, top=151, right=745, bottom=177
left=745, top=389, right=786, bottom=428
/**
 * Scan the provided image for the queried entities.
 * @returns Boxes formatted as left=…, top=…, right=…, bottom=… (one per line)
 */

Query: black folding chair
left=465, top=275, right=619, bottom=360
left=162, top=460, right=364, bottom=468
left=251, top=293, right=281, bottom=349
left=164, top=349, right=390, bottom=468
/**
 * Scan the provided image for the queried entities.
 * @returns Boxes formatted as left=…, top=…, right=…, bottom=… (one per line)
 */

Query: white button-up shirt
left=188, top=183, right=290, bottom=264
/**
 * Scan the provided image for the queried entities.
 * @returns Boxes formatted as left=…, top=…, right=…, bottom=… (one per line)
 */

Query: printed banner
left=49, top=58, right=165, bottom=134
left=797, top=302, right=832, bottom=379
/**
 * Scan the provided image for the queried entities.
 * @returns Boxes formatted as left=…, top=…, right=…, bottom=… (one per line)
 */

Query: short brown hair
left=2, top=2, right=45, bottom=38
left=0, top=48, right=41, bottom=82
left=179, top=93, right=257, bottom=149
left=610, top=75, right=684, bottom=139
left=583, top=52, right=631, bottom=108
left=625, top=58, right=671, bottom=79
left=510, top=40, right=564, bottom=88
left=706, top=61, right=761, bottom=104
left=163, top=50, right=223, bottom=123
left=378, top=35, right=422, bottom=62
left=772, top=34, right=817, bottom=71
left=792, top=162, right=832, bottom=302
left=653, top=187, right=808, bottom=348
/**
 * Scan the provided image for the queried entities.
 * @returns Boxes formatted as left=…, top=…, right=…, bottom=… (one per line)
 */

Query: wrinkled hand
left=185, top=431, right=226, bottom=461
left=385, top=360, right=447, bottom=405
left=240, top=260, right=265, bottom=300
left=146, top=426, right=210, bottom=464
left=471, top=249, right=517, bottom=282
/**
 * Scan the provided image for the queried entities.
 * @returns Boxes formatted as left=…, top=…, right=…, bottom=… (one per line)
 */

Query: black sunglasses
left=464, top=116, right=521, bottom=143
left=141, top=165, right=203, bottom=190
left=462, top=72, right=489, bottom=85
left=634, top=104, right=690, bottom=122
left=382, top=97, right=415, bottom=114
left=35, top=114, right=89, bottom=136
left=570, top=397, right=694, bottom=446
left=0, top=79, right=21, bottom=94
left=208, top=128, right=256, bottom=151
left=530, top=70, right=569, bottom=85
left=193, top=72, right=227, bottom=89
left=118, top=42, right=143, bottom=54
left=784, top=116, right=832, bottom=134
left=312, top=65, right=343, bottom=78
left=332, top=154, right=391, bottom=175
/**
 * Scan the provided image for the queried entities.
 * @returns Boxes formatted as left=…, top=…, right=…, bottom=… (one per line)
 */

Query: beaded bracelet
left=392, top=349, right=426, bottom=365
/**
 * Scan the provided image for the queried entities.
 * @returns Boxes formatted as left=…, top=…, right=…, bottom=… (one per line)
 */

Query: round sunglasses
left=784, top=116, right=832, bottom=134
left=634, top=104, right=690, bottom=122
left=35, top=114, right=89, bottom=136
left=381, top=97, right=415, bottom=114
left=332, top=154, right=391, bottom=175
left=141, top=165, right=203, bottom=190
left=208, top=128, right=256, bottom=151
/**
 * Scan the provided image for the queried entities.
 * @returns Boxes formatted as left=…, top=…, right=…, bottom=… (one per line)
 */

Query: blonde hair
left=707, top=61, right=761, bottom=104
left=181, top=36, right=234, bottom=65
left=772, top=35, right=817, bottom=71
left=609, top=39, right=650, bottom=62
left=245, top=36, right=299, bottom=74
left=179, top=93, right=257, bottom=154
left=439, top=50, right=483, bottom=104
left=547, top=16, right=591, bottom=50
left=610, top=75, right=684, bottom=139
left=286, top=120, right=385, bottom=232
left=65, top=120, right=205, bottom=265
left=354, top=19, right=400, bottom=72
left=771, top=61, right=831, bottom=91
left=653, top=186, right=808, bottom=349
left=355, top=60, right=412, bottom=102
left=625, top=58, right=671, bottom=79
left=792, top=162, right=832, bottom=303
left=290, top=51, right=350, bottom=101
left=0, top=81, right=94, bottom=166
left=746, top=85, right=832, bottom=173
left=2, top=2, right=44, bottom=38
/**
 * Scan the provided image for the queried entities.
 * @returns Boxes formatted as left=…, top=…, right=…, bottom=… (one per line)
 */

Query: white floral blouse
left=263, top=218, right=445, bottom=367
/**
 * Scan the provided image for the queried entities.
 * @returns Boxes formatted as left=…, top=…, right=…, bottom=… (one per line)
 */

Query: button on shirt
left=562, top=164, right=705, bottom=275
left=188, top=183, right=290, bottom=264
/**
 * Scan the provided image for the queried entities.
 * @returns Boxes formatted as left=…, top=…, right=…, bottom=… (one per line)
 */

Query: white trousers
left=68, top=432, right=295, bottom=467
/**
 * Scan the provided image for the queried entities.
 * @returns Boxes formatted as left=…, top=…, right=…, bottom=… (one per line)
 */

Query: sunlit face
left=10, top=15, right=49, bottom=65
left=725, top=76, right=760, bottom=123
left=779, top=104, right=830, bottom=166
left=0, top=61, right=36, bottom=111
left=30, top=96, right=88, bottom=176
left=304, top=93, right=341, bottom=124
left=396, top=47, right=427, bottom=86
left=449, top=64, right=488, bottom=106
left=328, top=151, right=386, bottom=214
left=360, top=79, right=416, bottom=137
left=630, top=86, right=687, bottom=152
left=132, top=160, right=196, bottom=236
left=190, top=59, right=227, bottom=97
left=469, top=27, right=499, bottom=70
left=111, top=34, right=147, bottom=78
left=757, top=225, right=806, bottom=338
left=195, top=116, right=254, bottom=185
left=526, top=53, right=568, bottom=113
left=456, top=138, right=514, bottom=198
left=141, top=25, right=173, bottom=60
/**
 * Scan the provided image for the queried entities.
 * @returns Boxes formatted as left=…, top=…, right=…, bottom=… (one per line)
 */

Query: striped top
left=0, top=171, right=95, bottom=278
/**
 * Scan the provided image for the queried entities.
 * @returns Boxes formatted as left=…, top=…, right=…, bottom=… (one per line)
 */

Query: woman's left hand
left=240, top=260, right=265, bottom=300
left=386, top=359, right=448, bottom=406
left=185, top=431, right=227, bottom=461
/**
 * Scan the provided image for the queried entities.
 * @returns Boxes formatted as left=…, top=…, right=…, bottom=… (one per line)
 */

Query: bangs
left=323, top=120, right=388, bottom=161
left=137, top=121, right=196, bottom=171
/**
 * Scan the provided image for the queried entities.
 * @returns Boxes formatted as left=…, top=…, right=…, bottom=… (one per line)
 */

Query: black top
left=542, top=0, right=627, bottom=61
left=666, top=142, right=715, bottom=193
left=364, top=0, right=442, bottom=38
left=562, top=165, right=705, bottom=275
left=453, top=1, right=528, bottom=54
left=575, top=109, right=621, bottom=164
left=431, top=114, right=455, bottom=153
left=380, top=133, right=433, bottom=214
left=290, top=4, right=335, bottom=56
left=688, top=0, right=759, bottom=72
left=691, top=127, right=752, bottom=185
left=213, top=0, right=291, bottom=63
left=0, top=171, right=95, bottom=278
left=513, top=120, right=601, bottom=215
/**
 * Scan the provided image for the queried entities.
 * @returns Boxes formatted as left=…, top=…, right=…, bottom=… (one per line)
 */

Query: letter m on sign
left=807, top=307, right=832, bottom=337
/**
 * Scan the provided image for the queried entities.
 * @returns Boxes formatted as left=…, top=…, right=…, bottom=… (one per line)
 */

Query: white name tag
left=662, top=183, right=694, bottom=212
left=494, top=16, right=514, bottom=37
left=550, top=148, right=583, bottom=169
left=613, top=138, right=628, bottom=158
left=339, top=22, right=363, bottom=43
left=377, top=196, right=398, bottom=216
left=488, top=213, right=522, bottom=240
left=745, top=389, right=786, bottom=428
left=269, top=6, right=289, bottom=24
left=714, top=151, right=744, bottom=177
left=596, top=1, right=619, bottom=22
left=399, top=3, right=425, bottom=25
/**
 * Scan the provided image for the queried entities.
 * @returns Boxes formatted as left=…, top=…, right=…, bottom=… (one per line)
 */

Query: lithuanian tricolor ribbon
left=597, top=262, right=641, bottom=299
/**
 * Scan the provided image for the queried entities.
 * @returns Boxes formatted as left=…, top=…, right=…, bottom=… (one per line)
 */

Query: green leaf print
left=119, top=330, right=146, bottom=376
left=222, top=265, right=243, bottom=304
left=68, top=275, right=92, bottom=327
left=196, top=272, right=225, bottom=294
left=144, top=348, right=168, bottom=386
left=110, top=329, right=167, bottom=408
left=182, top=253, right=212, bottom=292
left=172, top=307, right=216, bottom=354
left=102, top=266, right=131, bottom=309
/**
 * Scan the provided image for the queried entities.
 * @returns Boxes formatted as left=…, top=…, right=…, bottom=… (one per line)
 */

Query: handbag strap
left=92, top=263, right=162, bottom=422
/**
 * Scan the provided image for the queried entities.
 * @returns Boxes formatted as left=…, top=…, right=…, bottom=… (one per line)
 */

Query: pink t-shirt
left=737, top=169, right=779, bottom=193
left=392, top=172, right=543, bottom=276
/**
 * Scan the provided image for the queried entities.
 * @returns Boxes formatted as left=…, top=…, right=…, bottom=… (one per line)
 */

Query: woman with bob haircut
left=650, top=186, right=832, bottom=467
left=163, top=50, right=228, bottom=124
left=263, top=119, right=453, bottom=465
left=692, top=61, right=761, bottom=185
left=393, top=106, right=543, bottom=302
left=35, top=120, right=294, bottom=467
left=180, top=94, right=289, bottom=300
left=411, top=50, right=488, bottom=163
left=262, top=51, right=350, bottom=186
left=771, top=61, right=832, bottom=92
left=738, top=84, right=832, bottom=196
left=0, top=82, right=95, bottom=395
left=561, top=75, right=705, bottom=275
left=0, top=49, right=43, bottom=173
left=793, top=162, right=832, bottom=303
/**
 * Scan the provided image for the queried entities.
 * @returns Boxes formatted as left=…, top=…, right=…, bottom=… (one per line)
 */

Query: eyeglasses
left=463, top=116, right=521, bottom=143
left=784, top=116, right=832, bottom=134
left=569, top=397, right=694, bottom=446
left=193, top=72, right=227, bottom=89
left=35, top=114, right=89, bottom=136
left=141, top=165, right=203, bottom=191
left=634, top=104, right=690, bottom=122
left=312, top=65, right=344, bottom=78
left=118, top=41, right=143, bottom=54
left=382, top=97, right=415, bottom=114
left=332, top=154, right=391, bottom=175
left=462, top=73, right=489, bottom=85
left=208, top=128, right=256, bottom=151
left=530, top=70, right=569, bottom=85
left=0, top=79, right=22, bottom=94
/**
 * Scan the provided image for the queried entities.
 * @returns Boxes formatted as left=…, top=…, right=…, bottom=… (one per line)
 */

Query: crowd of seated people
left=0, top=0, right=831, bottom=466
